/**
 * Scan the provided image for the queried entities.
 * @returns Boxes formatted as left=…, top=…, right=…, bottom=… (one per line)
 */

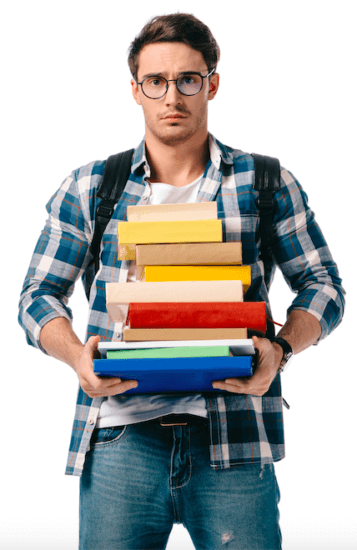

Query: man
left=19, top=13, right=345, bottom=550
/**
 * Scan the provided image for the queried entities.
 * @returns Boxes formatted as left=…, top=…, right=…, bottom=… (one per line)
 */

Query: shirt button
left=88, top=418, right=95, bottom=425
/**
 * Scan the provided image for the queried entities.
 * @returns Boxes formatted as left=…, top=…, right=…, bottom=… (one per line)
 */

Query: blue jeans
left=80, top=417, right=282, bottom=550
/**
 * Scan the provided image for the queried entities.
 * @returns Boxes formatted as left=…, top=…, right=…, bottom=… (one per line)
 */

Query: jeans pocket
left=90, top=426, right=127, bottom=448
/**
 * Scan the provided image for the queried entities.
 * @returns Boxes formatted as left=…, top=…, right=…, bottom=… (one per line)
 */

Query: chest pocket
left=218, top=211, right=259, bottom=266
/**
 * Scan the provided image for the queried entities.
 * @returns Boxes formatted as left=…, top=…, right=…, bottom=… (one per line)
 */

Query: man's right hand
left=40, top=318, right=138, bottom=398
left=74, top=335, right=139, bottom=398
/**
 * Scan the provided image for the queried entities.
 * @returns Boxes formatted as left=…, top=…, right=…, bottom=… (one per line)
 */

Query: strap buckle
left=257, top=191, right=273, bottom=210
left=96, top=202, right=115, bottom=224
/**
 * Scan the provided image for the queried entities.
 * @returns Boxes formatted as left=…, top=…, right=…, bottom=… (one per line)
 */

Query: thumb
left=251, top=335, right=269, bottom=354
left=252, top=335, right=261, bottom=348
left=84, top=335, right=101, bottom=357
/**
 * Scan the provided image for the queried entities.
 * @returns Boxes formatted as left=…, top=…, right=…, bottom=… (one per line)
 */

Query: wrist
left=272, top=341, right=284, bottom=364
left=40, top=317, right=85, bottom=369
left=272, top=336, right=294, bottom=373
left=71, top=343, right=86, bottom=373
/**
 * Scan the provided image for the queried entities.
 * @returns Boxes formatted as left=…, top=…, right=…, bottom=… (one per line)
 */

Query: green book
left=106, top=345, right=230, bottom=360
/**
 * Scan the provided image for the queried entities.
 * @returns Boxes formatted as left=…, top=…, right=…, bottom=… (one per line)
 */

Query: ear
left=131, top=78, right=142, bottom=105
left=208, top=73, right=220, bottom=100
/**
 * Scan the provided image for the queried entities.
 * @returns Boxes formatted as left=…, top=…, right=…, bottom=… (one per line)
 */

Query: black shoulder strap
left=89, top=148, right=134, bottom=274
left=251, top=153, right=281, bottom=263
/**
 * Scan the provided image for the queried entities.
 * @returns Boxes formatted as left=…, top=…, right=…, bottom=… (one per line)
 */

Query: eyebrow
left=140, top=70, right=205, bottom=80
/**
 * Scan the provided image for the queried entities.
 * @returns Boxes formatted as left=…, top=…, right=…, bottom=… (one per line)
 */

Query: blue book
left=93, top=356, right=253, bottom=394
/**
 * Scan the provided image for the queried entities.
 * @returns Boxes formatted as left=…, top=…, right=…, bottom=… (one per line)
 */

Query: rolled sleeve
left=18, top=171, right=93, bottom=351
left=272, top=168, right=345, bottom=340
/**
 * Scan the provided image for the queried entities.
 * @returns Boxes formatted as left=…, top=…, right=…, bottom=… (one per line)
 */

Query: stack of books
left=94, top=202, right=266, bottom=394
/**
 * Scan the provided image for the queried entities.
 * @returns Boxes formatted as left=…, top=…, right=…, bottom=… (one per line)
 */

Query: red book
left=128, top=302, right=266, bottom=332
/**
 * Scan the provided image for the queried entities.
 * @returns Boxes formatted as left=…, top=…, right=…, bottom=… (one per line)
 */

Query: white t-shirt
left=96, top=174, right=208, bottom=427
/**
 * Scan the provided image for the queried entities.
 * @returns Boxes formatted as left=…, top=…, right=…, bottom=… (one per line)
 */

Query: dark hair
left=128, top=13, right=220, bottom=80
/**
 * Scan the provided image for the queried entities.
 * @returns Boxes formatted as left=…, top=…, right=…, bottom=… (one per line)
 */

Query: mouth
left=162, top=113, right=186, bottom=120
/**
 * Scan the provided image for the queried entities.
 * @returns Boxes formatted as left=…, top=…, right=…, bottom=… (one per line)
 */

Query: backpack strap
left=85, top=149, right=134, bottom=298
left=251, top=153, right=281, bottom=263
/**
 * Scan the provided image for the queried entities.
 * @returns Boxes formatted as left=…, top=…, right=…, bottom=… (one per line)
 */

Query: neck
left=145, top=131, right=210, bottom=187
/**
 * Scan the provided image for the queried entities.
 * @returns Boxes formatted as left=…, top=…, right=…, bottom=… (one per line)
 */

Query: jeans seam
left=170, top=427, right=180, bottom=523
left=272, top=464, right=282, bottom=550
left=175, top=427, right=192, bottom=490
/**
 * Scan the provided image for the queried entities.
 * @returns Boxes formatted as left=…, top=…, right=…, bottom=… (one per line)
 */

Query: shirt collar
left=131, top=138, right=150, bottom=176
left=208, top=133, right=234, bottom=169
left=130, top=133, right=234, bottom=176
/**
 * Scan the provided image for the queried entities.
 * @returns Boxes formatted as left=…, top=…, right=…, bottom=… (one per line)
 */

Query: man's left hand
left=212, top=336, right=283, bottom=396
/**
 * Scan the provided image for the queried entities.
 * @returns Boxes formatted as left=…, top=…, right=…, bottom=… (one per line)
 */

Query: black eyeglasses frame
left=136, top=68, right=216, bottom=99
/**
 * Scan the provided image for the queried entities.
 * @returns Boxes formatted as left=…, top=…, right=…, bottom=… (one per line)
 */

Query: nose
left=164, top=80, right=183, bottom=104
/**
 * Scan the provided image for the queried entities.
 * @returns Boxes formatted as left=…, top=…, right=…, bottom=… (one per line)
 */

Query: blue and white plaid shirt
left=18, top=134, right=345, bottom=476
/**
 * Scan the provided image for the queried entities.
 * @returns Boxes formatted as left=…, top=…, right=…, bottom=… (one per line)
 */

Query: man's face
left=131, top=42, right=219, bottom=146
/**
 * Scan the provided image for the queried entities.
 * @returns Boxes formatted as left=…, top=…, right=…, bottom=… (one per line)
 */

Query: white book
left=98, top=339, right=255, bottom=357
left=106, top=280, right=243, bottom=323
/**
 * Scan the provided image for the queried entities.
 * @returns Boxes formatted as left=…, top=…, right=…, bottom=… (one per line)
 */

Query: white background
left=1, top=1, right=356, bottom=548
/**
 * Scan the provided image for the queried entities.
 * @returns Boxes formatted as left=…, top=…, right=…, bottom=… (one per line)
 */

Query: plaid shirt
left=18, top=134, right=345, bottom=476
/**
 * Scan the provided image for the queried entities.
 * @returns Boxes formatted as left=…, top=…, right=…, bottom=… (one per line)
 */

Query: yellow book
left=144, top=265, right=251, bottom=292
left=127, top=202, right=217, bottom=222
left=118, top=219, right=222, bottom=245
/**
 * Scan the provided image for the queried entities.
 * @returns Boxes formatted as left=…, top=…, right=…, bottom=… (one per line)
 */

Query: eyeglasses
left=137, top=68, right=215, bottom=99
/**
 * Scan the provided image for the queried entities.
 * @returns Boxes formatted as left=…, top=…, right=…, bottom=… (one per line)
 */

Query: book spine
left=107, top=345, right=230, bottom=359
left=144, top=265, right=251, bottom=292
left=123, top=328, right=248, bottom=341
left=94, top=356, right=253, bottom=379
left=107, top=280, right=243, bottom=306
left=136, top=242, right=242, bottom=266
left=128, top=302, right=266, bottom=331
left=118, top=219, right=222, bottom=245
left=127, top=201, right=218, bottom=222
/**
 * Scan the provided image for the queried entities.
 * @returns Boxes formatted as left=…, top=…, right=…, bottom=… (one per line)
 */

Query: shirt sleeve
left=271, top=168, right=345, bottom=341
left=18, top=169, right=94, bottom=352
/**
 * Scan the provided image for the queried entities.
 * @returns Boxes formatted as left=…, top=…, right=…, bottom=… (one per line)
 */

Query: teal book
left=106, top=345, right=230, bottom=360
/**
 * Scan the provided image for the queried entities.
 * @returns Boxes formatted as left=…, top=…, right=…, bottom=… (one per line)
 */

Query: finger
left=95, top=380, right=138, bottom=396
left=84, top=379, right=138, bottom=397
left=212, top=381, right=245, bottom=393
left=212, top=377, right=247, bottom=388
left=252, top=335, right=272, bottom=355
left=252, top=335, right=264, bottom=351
left=100, top=376, right=123, bottom=385
left=116, top=379, right=139, bottom=394
left=213, top=378, right=245, bottom=389
left=213, top=372, right=264, bottom=391
left=213, top=380, right=267, bottom=395
left=85, top=373, right=123, bottom=391
left=96, top=379, right=139, bottom=397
